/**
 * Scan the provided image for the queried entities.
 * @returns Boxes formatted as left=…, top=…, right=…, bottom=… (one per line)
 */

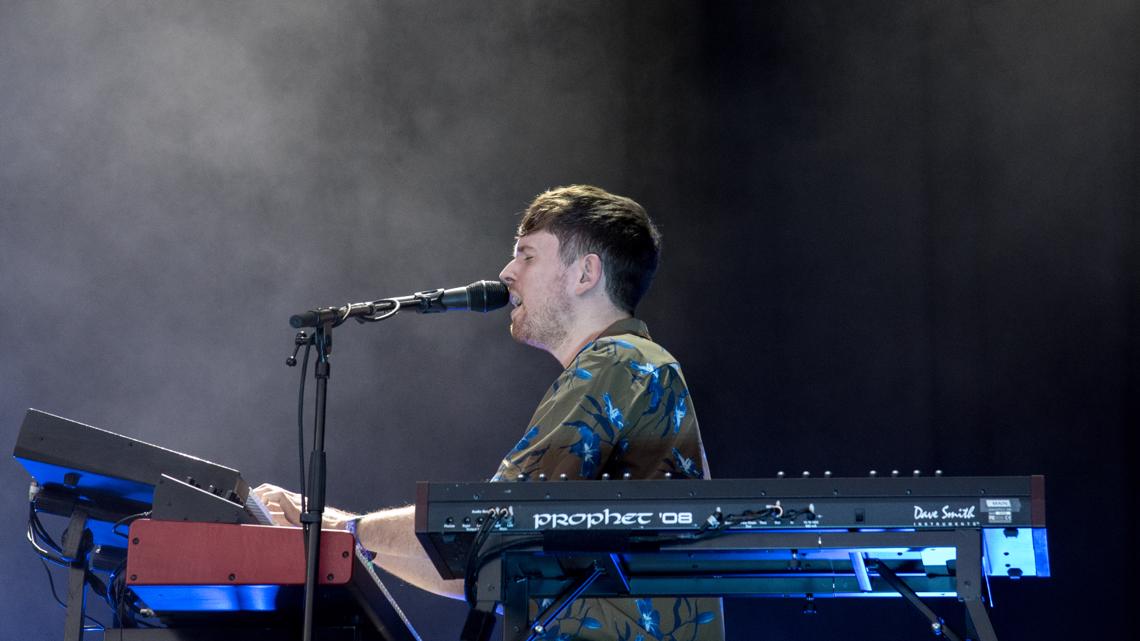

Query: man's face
left=498, top=231, right=575, bottom=351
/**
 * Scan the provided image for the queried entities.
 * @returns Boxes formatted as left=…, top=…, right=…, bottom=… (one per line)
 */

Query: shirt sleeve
left=613, top=360, right=707, bottom=480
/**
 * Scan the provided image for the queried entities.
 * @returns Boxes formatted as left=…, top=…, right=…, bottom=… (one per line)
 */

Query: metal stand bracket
left=62, top=507, right=92, bottom=641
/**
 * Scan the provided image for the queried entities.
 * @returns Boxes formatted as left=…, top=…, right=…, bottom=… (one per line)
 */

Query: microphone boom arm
left=288, top=280, right=507, bottom=328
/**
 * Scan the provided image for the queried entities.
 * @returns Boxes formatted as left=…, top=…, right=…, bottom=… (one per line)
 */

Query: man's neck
left=550, top=309, right=632, bottom=368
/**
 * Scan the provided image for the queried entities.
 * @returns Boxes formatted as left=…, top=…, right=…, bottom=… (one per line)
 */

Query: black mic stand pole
left=286, top=281, right=507, bottom=640
left=301, top=319, right=332, bottom=641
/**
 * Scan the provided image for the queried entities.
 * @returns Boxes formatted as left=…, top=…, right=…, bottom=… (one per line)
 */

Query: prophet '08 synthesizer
left=414, top=474, right=1048, bottom=582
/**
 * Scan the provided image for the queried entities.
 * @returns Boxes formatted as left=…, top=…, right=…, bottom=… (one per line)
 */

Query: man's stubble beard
left=510, top=284, right=574, bottom=354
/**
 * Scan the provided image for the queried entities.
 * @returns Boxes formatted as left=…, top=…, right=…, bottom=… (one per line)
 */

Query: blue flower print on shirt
left=602, top=393, right=625, bottom=431
left=588, top=337, right=637, bottom=359
left=629, top=360, right=667, bottom=414
left=495, top=425, right=551, bottom=480
left=670, top=447, right=702, bottom=479
left=511, top=426, right=541, bottom=453
left=628, top=360, right=656, bottom=379
left=578, top=394, right=623, bottom=440
left=671, top=389, right=689, bottom=434
left=568, top=426, right=602, bottom=477
left=635, top=599, right=663, bottom=640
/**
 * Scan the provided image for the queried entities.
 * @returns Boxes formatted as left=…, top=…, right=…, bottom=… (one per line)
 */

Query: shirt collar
left=597, top=317, right=651, bottom=341
left=570, top=318, right=651, bottom=363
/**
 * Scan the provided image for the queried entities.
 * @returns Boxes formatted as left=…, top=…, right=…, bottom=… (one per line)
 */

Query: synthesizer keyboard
left=416, top=475, right=1049, bottom=641
left=415, top=475, right=1048, bottom=581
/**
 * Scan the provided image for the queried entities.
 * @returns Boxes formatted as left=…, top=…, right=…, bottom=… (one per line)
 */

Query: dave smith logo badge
left=913, top=504, right=977, bottom=521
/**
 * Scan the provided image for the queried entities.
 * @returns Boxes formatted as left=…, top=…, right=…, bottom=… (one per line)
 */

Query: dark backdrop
left=1, top=1, right=1135, bottom=639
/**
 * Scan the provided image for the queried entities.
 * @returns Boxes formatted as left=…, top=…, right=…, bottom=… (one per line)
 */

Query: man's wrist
left=346, top=517, right=377, bottom=562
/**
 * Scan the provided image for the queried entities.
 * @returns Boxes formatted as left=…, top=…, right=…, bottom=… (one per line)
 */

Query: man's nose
left=499, top=261, right=516, bottom=285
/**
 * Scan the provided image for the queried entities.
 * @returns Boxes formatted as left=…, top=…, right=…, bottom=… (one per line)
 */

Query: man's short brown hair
left=518, top=185, right=661, bottom=314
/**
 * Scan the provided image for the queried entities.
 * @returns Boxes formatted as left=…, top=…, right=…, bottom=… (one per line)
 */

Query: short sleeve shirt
left=492, top=319, right=724, bottom=641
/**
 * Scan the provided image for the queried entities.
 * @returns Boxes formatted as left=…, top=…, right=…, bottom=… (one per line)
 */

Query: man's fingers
left=251, top=483, right=348, bottom=530
left=252, top=483, right=308, bottom=526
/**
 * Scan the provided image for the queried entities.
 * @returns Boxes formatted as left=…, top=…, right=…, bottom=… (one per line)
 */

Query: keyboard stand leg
left=873, top=529, right=1000, bottom=641
left=462, top=606, right=499, bottom=641
left=62, top=507, right=92, bottom=641
left=501, top=564, right=530, bottom=641
left=964, top=598, right=999, bottom=641
left=872, top=558, right=965, bottom=641
left=462, top=556, right=503, bottom=641
left=954, top=529, right=999, bottom=641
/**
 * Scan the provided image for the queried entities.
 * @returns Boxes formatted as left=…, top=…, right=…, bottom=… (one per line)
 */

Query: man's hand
left=251, top=483, right=356, bottom=530
left=253, top=486, right=463, bottom=599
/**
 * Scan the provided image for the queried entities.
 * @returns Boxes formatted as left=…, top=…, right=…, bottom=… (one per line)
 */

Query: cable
left=463, top=509, right=510, bottom=606
left=28, top=524, right=70, bottom=566
left=618, top=503, right=820, bottom=548
left=105, top=561, right=158, bottom=629
left=358, top=299, right=401, bottom=322
left=38, top=559, right=107, bottom=631
left=29, top=504, right=63, bottom=552
left=112, top=511, right=151, bottom=538
left=703, top=502, right=818, bottom=531
left=29, top=500, right=128, bottom=631
left=27, top=504, right=74, bottom=565
left=296, top=336, right=313, bottom=507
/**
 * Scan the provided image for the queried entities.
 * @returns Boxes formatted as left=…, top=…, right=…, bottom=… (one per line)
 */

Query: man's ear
left=575, top=253, right=604, bottom=294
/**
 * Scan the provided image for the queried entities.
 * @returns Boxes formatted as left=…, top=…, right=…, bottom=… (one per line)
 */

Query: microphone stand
left=286, top=281, right=506, bottom=640
left=300, top=319, right=332, bottom=641
left=290, top=299, right=400, bottom=641
left=289, top=299, right=407, bottom=641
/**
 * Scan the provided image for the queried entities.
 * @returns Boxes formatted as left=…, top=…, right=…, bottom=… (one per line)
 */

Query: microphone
left=389, top=279, right=509, bottom=313
left=289, top=280, right=509, bottom=328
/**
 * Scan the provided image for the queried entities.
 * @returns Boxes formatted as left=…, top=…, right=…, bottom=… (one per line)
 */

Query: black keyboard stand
left=474, top=528, right=1002, bottom=641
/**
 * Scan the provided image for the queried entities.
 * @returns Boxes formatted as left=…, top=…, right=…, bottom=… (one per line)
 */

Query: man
left=256, top=185, right=723, bottom=640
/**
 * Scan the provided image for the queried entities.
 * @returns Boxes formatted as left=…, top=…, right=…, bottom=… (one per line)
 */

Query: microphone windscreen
left=467, top=280, right=509, bottom=312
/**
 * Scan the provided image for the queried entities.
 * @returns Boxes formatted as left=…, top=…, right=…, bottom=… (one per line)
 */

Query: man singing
left=256, top=185, right=723, bottom=640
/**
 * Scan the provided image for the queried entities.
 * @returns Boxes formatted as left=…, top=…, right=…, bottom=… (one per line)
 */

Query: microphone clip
left=406, top=288, right=447, bottom=314
left=286, top=331, right=313, bottom=366
left=354, top=289, right=444, bottom=323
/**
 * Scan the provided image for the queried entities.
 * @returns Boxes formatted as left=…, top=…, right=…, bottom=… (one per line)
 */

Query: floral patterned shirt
left=492, top=318, right=723, bottom=641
